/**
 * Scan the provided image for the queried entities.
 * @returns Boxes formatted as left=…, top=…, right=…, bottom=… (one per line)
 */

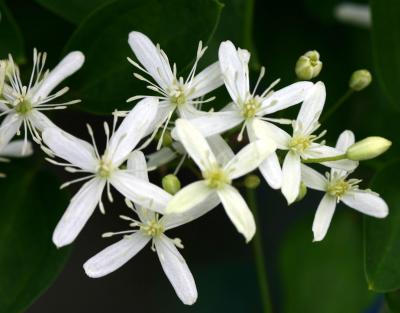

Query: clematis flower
left=301, top=130, right=388, bottom=241
left=42, top=98, right=172, bottom=248
left=0, top=49, right=84, bottom=152
left=185, top=40, right=313, bottom=189
left=84, top=150, right=218, bottom=305
left=127, top=31, right=224, bottom=145
left=252, top=81, right=357, bottom=204
left=165, top=119, right=277, bottom=242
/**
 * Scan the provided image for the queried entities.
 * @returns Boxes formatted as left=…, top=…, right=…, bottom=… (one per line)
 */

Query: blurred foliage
left=386, top=290, right=400, bottom=313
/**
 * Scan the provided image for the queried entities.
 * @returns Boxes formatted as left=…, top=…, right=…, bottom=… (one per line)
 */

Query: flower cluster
left=0, top=32, right=391, bottom=305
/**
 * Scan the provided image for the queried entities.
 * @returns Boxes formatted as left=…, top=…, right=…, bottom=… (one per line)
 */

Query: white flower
left=42, top=98, right=172, bottom=248
left=185, top=40, right=313, bottom=189
left=165, top=119, right=277, bottom=242
left=301, top=130, right=388, bottom=242
left=253, top=81, right=357, bottom=204
left=0, top=49, right=84, bottom=152
left=127, top=31, right=224, bottom=144
left=84, top=150, right=218, bottom=305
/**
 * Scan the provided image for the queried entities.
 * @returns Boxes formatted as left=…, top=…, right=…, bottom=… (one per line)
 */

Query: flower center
left=140, top=220, right=164, bottom=237
left=203, top=166, right=231, bottom=189
left=327, top=179, right=350, bottom=197
left=241, top=98, right=261, bottom=119
left=15, top=98, right=32, bottom=115
left=288, top=135, right=312, bottom=153
left=169, top=84, right=187, bottom=107
left=97, top=157, right=114, bottom=178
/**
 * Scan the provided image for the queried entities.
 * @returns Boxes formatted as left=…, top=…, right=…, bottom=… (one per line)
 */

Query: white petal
left=0, top=140, right=33, bottom=157
left=248, top=119, right=291, bottom=149
left=147, top=147, right=177, bottom=170
left=155, top=235, right=197, bottom=305
left=127, top=150, right=148, bottom=181
left=258, top=152, right=282, bottom=189
left=42, top=127, right=97, bottom=171
left=312, top=194, right=337, bottom=242
left=301, top=164, right=327, bottom=191
left=260, top=81, right=313, bottom=115
left=341, top=190, right=388, bottom=218
left=336, top=130, right=355, bottom=152
left=0, top=114, right=22, bottom=150
left=109, top=97, right=158, bottom=166
left=128, top=31, right=174, bottom=90
left=334, top=3, right=371, bottom=28
left=281, top=151, right=301, bottom=204
left=174, top=119, right=216, bottom=171
left=53, top=178, right=106, bottom=248
left=306, top=144, right=358, bottom=171
left=296, top=81, right=326, bottom=133
left=225, top=139, right=276, bottom=180
left=165, top=181, right=214, bottom=214
left=217, top=185, right=256, bottom=242
left=84, top=232, right=150, bottom=278
left=144, top=101, right=172, bottom=137
left=32, top=51, right=85, bottom=101
left=189, top=62, right=223, bottom=99
left=162, top=193, right=219, bottom=230
left=219, top=41, right=250, bottom=103
left=29, top=110, right=57, bottom=132
left=207, top=134, right=234, bottom=167
left=110, top=170, right=171, bottom=214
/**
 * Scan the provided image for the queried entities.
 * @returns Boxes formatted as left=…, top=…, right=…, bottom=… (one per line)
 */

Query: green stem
left=243, top=0, right=260, bottom=70
left=321, top=89, right=354, bottom=123
left=246, top=188, right=273, bottom=313
left=302, top=153, right=347, bottom=164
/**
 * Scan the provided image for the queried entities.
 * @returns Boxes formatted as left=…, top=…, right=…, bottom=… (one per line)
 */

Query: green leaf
left=364, top=161, right=400, bottom=292
left=63, top=0, right=223, bottom=114
left=371, top=0, right=400, bottom=111
left=0, top=159, right=70, bottom=313
left=0, top=0, right=25, bottom=62
left=280, top=210, right=375, bottom=313
left=35, top=0, right=113, bottom=24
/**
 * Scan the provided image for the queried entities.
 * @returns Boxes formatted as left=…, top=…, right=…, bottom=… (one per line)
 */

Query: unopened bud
left=244, top=174, right=261, bottom=189
left=162, top=174, right=181, bottom=195
left=295, top=182, right=307, bottom=202
left=346, top=136, right=391, bottom=161
left=349, top=69, right=372, bottom=91
left=162, top=131, right=173, bottom=147
left=295, top=50, right=323, bottom=80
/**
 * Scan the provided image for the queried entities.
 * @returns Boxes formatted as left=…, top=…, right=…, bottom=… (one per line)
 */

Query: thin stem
left=321, top=89, right=354, bottom=123
left=302, top=153, right=347, bottom=164
left=246, top=187, right=273, bottom=313
left=243, top=0, right=260, bottom=70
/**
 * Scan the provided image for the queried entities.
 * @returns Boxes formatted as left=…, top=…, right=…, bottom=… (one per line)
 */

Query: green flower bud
left=162, top=131, right=173, bottom=147
left=295, top=182, right=307, bottom=202
left=295, top=50, right=323, bottom=80
left=244, top=174, right=261, bottom=189
left=349, top=69, right=372, bottom=91
left=346, top=136, right=391, bottom=161
left=162, top=174, right=181, bottom=195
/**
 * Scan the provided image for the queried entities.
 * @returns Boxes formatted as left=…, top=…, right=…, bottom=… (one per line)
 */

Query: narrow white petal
left=29, top=110, right=57, bottom=132
left=260, top=81, right=313, bottom=115
left=301, top=164, right=327, bottom=191
left=42, top=127, right=97, bottom=171
left=225, top=139, right=276, bottom=180
left=127, top=150, right=148, bottom=181
left=0, top=114, right=22, bottom=150
left=53, top=178, right=106, bottom=248
left=258, top=152, right=282, bottom=189
left=144, top=101, right=172, bottom=137
left=306, top=144, right=358, bottom=171
left=281, top=151, right=301, bottom=204
left=336, top=130, right=355, bottom=152
left=155, top=235, right=197, bottom=305
left=207, top=134, right=234, bottom=167
left=0, top=140, right=33, bottom=157
left=147, top=147, right=177, bottom=170
left=110, top=170, right=171, bottom=214
left=32, top=51, right=85, bottom=101
left=128, top=31, right=174, bottom=89
left=248, top=119, right=291, bottom=149
left=312, top=194, right=337, bottom=242
left=84, top=232, right=150, bottom=278
left=175, top=119, right=216, bottom=171
left=165, top=181, right=214, bottom=214
left=334, top=3, right=371, bottom=28
left=109, top=97, right=158, bottom=166
left=217, top=185, right=256, bottom=242
left=189, top=62, right=223, bottom=99
left=341, top=190, right=388, bottom=218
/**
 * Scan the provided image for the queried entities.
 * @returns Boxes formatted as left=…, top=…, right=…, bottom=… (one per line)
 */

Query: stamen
left=252, top=66, right=265, bottom=97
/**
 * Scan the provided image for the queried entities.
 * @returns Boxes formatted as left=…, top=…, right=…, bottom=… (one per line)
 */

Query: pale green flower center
left=327, top=179, right=350, bottom=197
left=140, top=220, right=164, bottom=237
left=15, top=98, right=32, bottom=115
left=97, top=157, right=114, bottom=178
left=203, top=166, right=231, bottom=189
left=169, top=84, right=187, bottom=107
left=241, top=98, right=261, bottom=119
left=288, top=135, right=312, bottom=153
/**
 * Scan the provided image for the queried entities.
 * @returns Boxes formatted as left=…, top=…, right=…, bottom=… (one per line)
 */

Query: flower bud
left=162, top=131, right=173, bottom=147
left=162, top=174, right=181, bottom=195
left=346, top=137, right=391, bottom=161
left=349, top=69, right=372, bottom=91
left=295, top=50, right=323, bottom=80
left=244, top=174, right=261, bottom=189
left=295, top=182, right=307, bottom=202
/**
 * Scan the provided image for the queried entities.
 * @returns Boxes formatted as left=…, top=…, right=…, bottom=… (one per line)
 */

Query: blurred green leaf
left=386, top=290, right=400, bottom=313
left=0, top=0, right=25, bottom=62
left=365, top=161, right=400, bottom=292
left=35, top=0, right=113, bottom=24
left=64, top=0, right=223, bottom=114
left=0, top=159, right=70, bottom=313
left=371, top=0, right=400, bottom=111
left=280, top=210, right=374, bottom=313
